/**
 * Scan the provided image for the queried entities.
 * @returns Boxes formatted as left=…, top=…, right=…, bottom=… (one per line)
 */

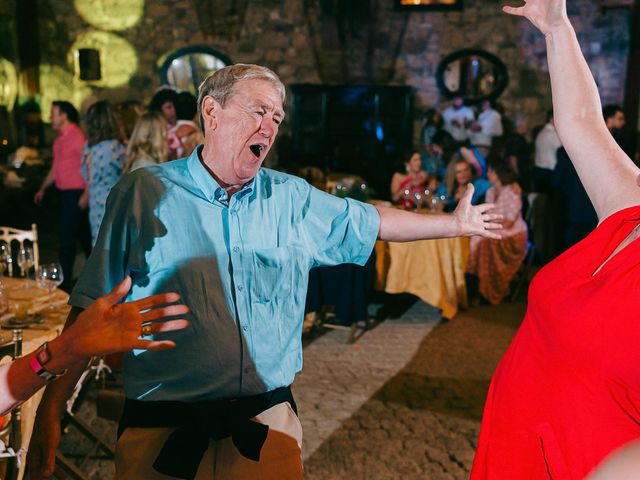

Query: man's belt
left=118, top=386, right=296, bottom=480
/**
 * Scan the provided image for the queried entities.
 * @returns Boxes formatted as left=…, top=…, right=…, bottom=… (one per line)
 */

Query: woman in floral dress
left=81, top=100, right=126, bottom=245
left=467, top=159, right=527, bottom=304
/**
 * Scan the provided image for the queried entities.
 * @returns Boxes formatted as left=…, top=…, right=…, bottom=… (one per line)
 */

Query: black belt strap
left=118, top=386, right=296, bottom=480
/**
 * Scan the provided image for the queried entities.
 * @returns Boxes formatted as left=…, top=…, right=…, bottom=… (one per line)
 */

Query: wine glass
left=413, top=191, right=423, bottom=212
left=0, top=244, right=10, bottom=277
left=37, top=263, right=64, bottom=310
left=17, top=247, right=34, bottom=285
left=422, top=188, right=433, bottom=211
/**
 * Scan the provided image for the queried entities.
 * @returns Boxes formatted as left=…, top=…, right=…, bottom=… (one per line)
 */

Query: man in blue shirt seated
left=28, top=64, right=502, bottom=480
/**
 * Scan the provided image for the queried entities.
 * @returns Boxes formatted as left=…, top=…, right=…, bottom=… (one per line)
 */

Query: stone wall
left=34, top=0, right=631, bottom=137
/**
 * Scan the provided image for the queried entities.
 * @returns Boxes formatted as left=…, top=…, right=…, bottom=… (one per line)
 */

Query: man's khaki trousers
left=114, top=402, right=303, bottom=479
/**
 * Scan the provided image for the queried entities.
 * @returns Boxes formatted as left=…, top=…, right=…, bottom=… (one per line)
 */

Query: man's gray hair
left=197, top=64, right=286, bottom=122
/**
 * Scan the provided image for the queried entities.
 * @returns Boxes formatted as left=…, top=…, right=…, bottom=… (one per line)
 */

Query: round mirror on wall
left=159, top=46, right=232, bottom=95
left=436, top=49, right=508, bottom=103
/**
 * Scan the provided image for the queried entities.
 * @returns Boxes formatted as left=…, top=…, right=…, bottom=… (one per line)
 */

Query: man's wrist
left=452, top=214, right=465, bottom=237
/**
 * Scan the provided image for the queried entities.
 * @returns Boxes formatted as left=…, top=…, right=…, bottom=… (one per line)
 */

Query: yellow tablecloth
left=374, top=237, right=470, bottom=319
left=1, top=277, right=69, bottom=479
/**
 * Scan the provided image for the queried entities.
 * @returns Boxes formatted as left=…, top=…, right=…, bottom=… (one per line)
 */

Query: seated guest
left=167, top=92, right=204, bottom=159
left=459, top=143, right=488, bottom=179
left=466, top=159, right=528, bottom=304
left=124, top=111, right=169, bottom=173
left=437, top=156, right=492, bottom=211
left=391, top=151, right=435, bottom=209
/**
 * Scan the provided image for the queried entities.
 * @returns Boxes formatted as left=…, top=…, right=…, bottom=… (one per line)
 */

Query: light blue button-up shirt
left=69, top=147, right=380, bottom=401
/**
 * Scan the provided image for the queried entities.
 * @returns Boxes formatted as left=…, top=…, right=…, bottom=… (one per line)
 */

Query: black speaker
left=77, top=48, right=101, bottom=81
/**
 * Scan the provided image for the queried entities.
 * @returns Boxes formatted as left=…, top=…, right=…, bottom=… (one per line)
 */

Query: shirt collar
left=187, top=146, right=256, bottom=206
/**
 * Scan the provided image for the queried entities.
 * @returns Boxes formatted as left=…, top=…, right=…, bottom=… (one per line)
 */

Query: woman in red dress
left=390, top=151, right=435, bottom=209
left=471, top=0, right=640, bottom=478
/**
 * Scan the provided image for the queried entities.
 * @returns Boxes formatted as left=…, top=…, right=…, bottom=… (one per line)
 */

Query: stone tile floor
left=57, top=299, right=525, bottom=479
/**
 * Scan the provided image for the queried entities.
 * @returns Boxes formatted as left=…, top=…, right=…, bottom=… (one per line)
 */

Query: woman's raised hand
left=503, top=0, right=569, bottom=36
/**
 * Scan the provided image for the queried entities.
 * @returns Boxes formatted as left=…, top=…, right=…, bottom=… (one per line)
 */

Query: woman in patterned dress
left=466, top=159, right=527, bottom=304
left=81, top=101, right=126, bottom=245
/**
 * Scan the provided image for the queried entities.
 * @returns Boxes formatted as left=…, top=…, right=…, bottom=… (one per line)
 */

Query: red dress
left=471, top=206, right=640, bottom=479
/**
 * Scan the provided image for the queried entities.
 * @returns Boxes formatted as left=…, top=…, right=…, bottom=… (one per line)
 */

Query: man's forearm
left=377, top=206, right=461, bottom=242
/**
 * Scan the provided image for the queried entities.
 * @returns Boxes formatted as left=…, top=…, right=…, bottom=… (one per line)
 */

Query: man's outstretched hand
left=453, top=183, right=503, bottom=239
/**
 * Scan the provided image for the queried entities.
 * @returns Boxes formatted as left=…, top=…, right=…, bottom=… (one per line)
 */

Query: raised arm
left=377, top=183, right=502, bottom=241
left=503, top=0, right=640, bottom=220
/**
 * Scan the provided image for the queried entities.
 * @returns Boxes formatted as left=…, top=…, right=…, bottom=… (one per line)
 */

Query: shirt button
left=242, top=325, right=248, bottom=332
left=233, top=246, right=240, bottom=253
left=230, top=210, right=237, bottom=215
left=237, top=285, right=244, bottom=291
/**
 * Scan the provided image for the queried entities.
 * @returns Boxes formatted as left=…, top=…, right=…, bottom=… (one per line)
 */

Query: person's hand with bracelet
left=0, top=276, right=189, bottom=416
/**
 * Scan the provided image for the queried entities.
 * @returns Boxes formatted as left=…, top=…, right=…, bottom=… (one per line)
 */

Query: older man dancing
left=28, top=64, right=501, bottom=479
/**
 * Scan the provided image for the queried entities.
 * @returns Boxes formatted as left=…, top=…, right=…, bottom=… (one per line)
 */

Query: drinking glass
left=37, top=263, right=64, bottom=310
left=413, top=192, right=423, bottom=212
left=18, top=247, right=34, bottom=285
left=423, top=188, right=433, bottom=211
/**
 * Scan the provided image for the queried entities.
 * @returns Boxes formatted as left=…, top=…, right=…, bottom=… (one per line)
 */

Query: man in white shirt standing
left=442, top=96, right=475, bottom=142
left=469, top=100, right=503, bottom=157
left=534, top=109, right=562, bottom=193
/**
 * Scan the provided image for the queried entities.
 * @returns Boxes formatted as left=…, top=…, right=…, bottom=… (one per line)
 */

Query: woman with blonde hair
left=437, top=155, right=492, bottom=212
left=124, top=111, right=169, bottom=173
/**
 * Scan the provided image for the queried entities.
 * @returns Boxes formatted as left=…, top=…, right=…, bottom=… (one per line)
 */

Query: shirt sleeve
left=68, top=183, right=133, bottom=309
left=296, top=184, right=380, bottom=268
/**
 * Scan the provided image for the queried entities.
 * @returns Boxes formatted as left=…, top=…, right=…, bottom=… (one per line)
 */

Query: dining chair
left=55, top=357, right=115, bottom=480
left=0, top=224, right=40, bottom=276
left=0, top=329, right=24, bottom=480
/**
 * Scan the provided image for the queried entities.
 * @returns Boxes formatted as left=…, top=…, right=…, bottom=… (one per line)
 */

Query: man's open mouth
left=249, top=144, right=265, bottom=158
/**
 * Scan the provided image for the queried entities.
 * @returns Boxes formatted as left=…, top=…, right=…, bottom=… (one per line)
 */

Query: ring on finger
left=141, top=323, right=153, bottom=337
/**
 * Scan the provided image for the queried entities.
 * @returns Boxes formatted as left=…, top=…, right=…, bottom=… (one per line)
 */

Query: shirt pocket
left=251, top=246, right=300, bottom=304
